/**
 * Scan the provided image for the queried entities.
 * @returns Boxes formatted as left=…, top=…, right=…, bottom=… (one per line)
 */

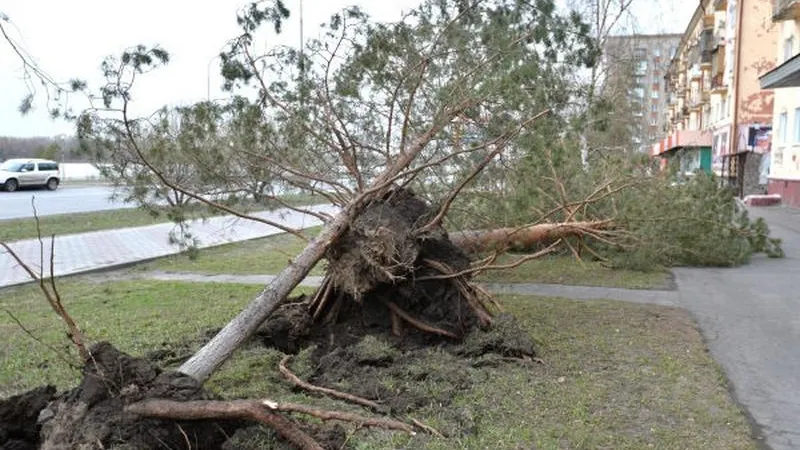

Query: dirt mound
left=0, top=385, right=56, bottom=450
left=313, top=188, right=491, bottom=339
left=35, top=342, right=240, bottom=450
left=257, top=301, right=537, bottom=423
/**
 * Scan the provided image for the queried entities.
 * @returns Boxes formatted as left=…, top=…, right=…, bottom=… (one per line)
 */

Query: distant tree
left=36, top=141, right=61, bottom=160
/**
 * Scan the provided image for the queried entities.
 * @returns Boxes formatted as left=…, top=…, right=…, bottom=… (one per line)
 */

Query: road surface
left=0, top=186, right=133, bottom=220
left=672, top=206, right=800, bottom=450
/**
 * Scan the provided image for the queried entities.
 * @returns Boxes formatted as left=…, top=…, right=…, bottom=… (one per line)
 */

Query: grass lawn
left=146, top=230, right=671, bottom=290
left=476, top=253, right=673, bottom=290
left=0, top=207, right=167, bottom=243
left=0, top=193, right=327, bottom=243
left=1, top=279, right=756, bottom=449
left=141, top=226, right=325, bottom=276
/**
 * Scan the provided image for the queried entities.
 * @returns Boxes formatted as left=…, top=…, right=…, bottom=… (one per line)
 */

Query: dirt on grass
left=0, top=188, right=536, bottom=449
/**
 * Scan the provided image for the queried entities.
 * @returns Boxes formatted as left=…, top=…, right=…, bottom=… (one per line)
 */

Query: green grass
left=0, top=279, right=757, bottom=449
left=0, top=208, right=170, bottom=243
left=0, top=280, right=314, bottom=396
left=0, top=193, right=327, bottom=242
left=141, top=226, right=324, bottom=275
left=476, top=253, right=672, bottom=290
left=144, top=230, right=670, bottom=290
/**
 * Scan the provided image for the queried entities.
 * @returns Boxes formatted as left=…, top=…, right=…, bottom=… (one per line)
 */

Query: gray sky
left=0, top=0, right=693, bottom=138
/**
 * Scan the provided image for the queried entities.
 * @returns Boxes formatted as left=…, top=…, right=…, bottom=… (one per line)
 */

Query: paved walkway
left=92, top=270, right=680, bottom=305
left=670, top=206, right=800, bottom=450
left=0, top=204, right=338, bottom=288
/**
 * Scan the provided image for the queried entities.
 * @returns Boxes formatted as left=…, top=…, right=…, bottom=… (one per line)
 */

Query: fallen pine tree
left=450, top=220, right=615, bottom=254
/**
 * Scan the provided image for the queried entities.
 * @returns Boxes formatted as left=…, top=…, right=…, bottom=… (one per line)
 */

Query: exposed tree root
left=126, top=399, right=324, bottom=450
left=126, top=398, right=426, bottom=443
left=310, top=275, right=335, bottom=321
left=279, top=356, right=385, bottom=412
left=422, top=258, right=495, bottom=326
left=384, top=301, right=459, bottom=339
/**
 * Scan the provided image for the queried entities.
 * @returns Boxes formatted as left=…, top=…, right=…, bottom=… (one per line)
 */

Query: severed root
left=279, top=356, right=386, bottom=412
left=126, top=398, right=421, bottom=439
left=310, top=275, right=335, bottom=321
left=126, top=399, right=324, bottom=450
left=269, top=401, right=416, bottom=433
left=411, top=418, right=445, bottom=438
left=384, top=301, right=459, bottom=339
left=390, top=309, right=404, bottom=337
left=422, top=258, right=495, bottom=326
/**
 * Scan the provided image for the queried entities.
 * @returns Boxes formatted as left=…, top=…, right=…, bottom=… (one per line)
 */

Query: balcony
left=711, top=73, right=728, bottom=93
left=773, top=0, right=800, bottom=21
left=652, top=129, right=713, bottom=157
left=703, top=14, right=715, bottom=30
left=700, top=29, right=714, bottom=67
left=690, top=64, right=703, bottom=80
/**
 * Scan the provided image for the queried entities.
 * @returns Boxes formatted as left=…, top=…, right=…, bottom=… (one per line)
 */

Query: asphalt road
left=0, top=186, right=134, bottom=220
left=673, top=206, right=800, bottom=450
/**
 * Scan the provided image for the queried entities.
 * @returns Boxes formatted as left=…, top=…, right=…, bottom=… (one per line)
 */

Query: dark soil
left=31, top=342, right=238, bottom=450
left=257, top=301, right=536, bottom=426
left=0, top=385, right=56, bottom=450
left=321, top=187, right=484, bottom=338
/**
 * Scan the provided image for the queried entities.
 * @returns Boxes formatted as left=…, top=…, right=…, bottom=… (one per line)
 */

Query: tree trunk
left=178, top=211, right=351, bottom=382
left=450, top=220, right=613, bottom=254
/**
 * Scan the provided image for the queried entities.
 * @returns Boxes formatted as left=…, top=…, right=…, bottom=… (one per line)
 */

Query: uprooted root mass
left=310, top=188, right=496, bottom=338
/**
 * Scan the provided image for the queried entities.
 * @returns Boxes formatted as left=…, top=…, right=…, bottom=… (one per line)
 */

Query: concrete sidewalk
left=94, top=270, right=680, bottom=305
left=672, top=206, right=800, bottom=450
left=0, top=204, right=338, bottom=288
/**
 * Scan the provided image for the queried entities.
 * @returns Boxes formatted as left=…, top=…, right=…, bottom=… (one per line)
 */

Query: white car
left=0, top=158, right=61, bottom=192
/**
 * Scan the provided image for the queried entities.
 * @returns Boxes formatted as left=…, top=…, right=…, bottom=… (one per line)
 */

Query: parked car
left=0, top=158, right=61, bottom=192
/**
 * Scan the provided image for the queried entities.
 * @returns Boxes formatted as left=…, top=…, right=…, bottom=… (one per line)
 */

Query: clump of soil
left=257, top=303, right=537, bottom=434
left=0, top=385, right=56, bottom=450
left=314, top=187, right=489, bottom=339
left=35, top=342, right=239, bottom=450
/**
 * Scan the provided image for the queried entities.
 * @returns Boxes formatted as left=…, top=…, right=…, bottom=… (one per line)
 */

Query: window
left=784, top=36, right=795, bottom=63
left=778, top=112, right=788, bottom=144
left=795, top=108, right=800, bottom=143
left=654, top=47, right=661, bottom=57
left=37, top=162, right=58, bottom=171
left=651, top=90, right=659, bottom=99
left=774, top=147, right=784, bottom=167
left=651, top=104, right=658, bottom=112
left=22, top=163, right=34, bottom=172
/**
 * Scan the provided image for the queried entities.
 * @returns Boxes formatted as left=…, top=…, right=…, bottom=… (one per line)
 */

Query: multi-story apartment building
left=603, top=34, right=682, bottom=150
left=654, top=0, right=778, bottom=196
left=760, top=0, right=800, bottom=206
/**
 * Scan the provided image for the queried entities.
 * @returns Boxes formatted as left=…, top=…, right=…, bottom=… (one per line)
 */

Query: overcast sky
left=0, top=0, right=694, bottom=138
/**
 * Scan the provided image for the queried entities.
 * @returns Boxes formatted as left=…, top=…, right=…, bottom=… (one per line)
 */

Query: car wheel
left=4, top=179, right=19, bottom=192
left=46, top=178, right=59, bottom=191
